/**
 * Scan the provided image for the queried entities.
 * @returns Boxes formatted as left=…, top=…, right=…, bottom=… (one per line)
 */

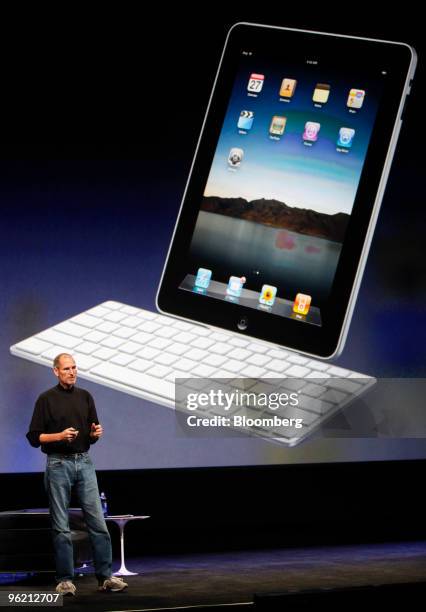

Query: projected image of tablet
left=158, top=23, right=416, bottom=359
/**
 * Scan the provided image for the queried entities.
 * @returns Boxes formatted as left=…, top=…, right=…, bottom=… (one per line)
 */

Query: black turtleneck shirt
left=26, top=384, right=99, bottom=455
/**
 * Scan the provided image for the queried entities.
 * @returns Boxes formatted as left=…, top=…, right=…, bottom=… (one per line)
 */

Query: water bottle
left=100, top=492, right=108, bottom=517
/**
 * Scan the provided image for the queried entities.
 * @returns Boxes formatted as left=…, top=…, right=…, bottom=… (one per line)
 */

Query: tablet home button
left=237, top=317, right=249, bottom=331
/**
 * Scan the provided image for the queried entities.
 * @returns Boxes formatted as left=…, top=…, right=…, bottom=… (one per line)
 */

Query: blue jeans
left=44, top=452, right=112, bottom=583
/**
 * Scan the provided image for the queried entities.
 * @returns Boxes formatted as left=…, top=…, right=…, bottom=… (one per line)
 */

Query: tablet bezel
left=157, top=23, right=416, bottom=359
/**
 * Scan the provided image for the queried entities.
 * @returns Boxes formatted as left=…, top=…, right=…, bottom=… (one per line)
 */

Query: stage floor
left=1, top=541, right=426, bottom=611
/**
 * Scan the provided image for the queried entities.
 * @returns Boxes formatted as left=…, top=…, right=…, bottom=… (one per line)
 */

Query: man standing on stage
left=26, top=353, right=128, bottom=596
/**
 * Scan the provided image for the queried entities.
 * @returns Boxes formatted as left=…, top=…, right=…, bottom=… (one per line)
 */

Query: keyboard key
left=320, top=389, right=348, bottom=404
left=154, top=352, right=179, bottom=367
left=247, top=342, right=269, bottom=354
left=166, top=370, right=191, bottom=382
left=96, top=321, right=120, bottom=333
left=185, top=348, right=209, bottom=361
left=13, top=337, right=51, bottom=356
left=41, top=346, right=67, bottom=360
left=145, top=364, right=172, bottom=378
left=306, top=371, right=330, bottom=379
left=348, top=373, right=373, bottom=382
left=136, top=346, right=161, bottom=360
left=37, top=329, right=81, bottom=349
left=131, top=331, right=153, bottom=345
left=228, top=348, right=251, bottom=361
left=138, top=321, right=162, bottom=334
left=247, top=354, right=271, bottom=367
left=86, top=305, right=110, bottom=318
left=191, top=364, right=217, bottom=377
left=84, top=330, right=108, bottom=343
left=325, top=379, right=362, bottom=394
left=210, top=342, right=233, bottom=356
left=92, top=347, right=117, bottom=360
left=285, top=365, right=310, bottom=378
left=191, top=337, right=215, bottom=350
left=104, top=311, right=128, bottom=323
left=265, top=359, right=290, bottom=373
left=90, top=362, right=175, bottom=399
left=154, top=326, right=180, bottom=339
left=172, top=320, right=194, bottom=331
left=110, top=353, right=134, bottom=366
left=100, top=336, right=126, bottom=349
left=112, top=327, right=137, bottom=339
left=307, top=360, right=329, bottom=372
left=301, top=383, right=327, bottom=398
left=137, top=310, right=158, bottom=320
left=174, top=331, right=197, bottom=344
left=212, top=369, right=235, bottom=379
left=191, top=326, right=211, bottom=336
left=229, top=337, right=249, bottom=348
left=240, top=365, right=266, bottom=378
left=75, top=341, right=100, bottom=355
left=211, top=332, right=229, bottom=342
left=119, top=341, right=141, bottom=355
left=167, top=342, right=189, bottom=356
left=221, top=359, right=245, bottom=373
left=71, top=353, right=100, bottom=371
left=202, top=354, right=227, bottom=367
left=267, top=348, right=290, bottom=359
left=326, top=365, right=351, bottom=377
left=148, top=337, right=172, bottom=351
left=121, top=316, right=144, bottom=328
left=128, top=358, right=152, bottom=372
left=101, top=301, right=123, bottom=310
left=287, top=355, right=309, bottom=365
left=54, top=321, right=89, bottom=338
left=120, top=305, right=140, bottom=315
left=174, top=357, right=198, bottom=371
left=71, top=313, right=100, bottom=328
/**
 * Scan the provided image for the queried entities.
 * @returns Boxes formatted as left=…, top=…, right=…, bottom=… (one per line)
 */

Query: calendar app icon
left=247, top=73, right=265, bottom=93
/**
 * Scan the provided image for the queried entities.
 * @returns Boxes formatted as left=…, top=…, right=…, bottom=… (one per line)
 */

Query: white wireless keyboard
left=10, top=301, right=373, bottom=445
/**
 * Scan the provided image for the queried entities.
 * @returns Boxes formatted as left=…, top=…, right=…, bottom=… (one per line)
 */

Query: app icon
left=259, top=284, right=277, bottom=307
left=293, top=293, right=311, bottom=316
left=313, top=83, right=330, bottom=104
left=238, top=110, right=254, bottom=130
left=227, top=276, right=246, bottom=298
left=347, top=88, right=365, bottom=109
left=228, top=148, right=244, bottom=167
left=247, top=73, right=264, bottom=94
left=280, top=78, right=297, bottom=98
left=303, top=122, right=321, bottom=142
left=194, top=268, right=212, bottom=290
left=337, top=127, right=355, bottom=148
left=269, top=115, right=287, bottom=136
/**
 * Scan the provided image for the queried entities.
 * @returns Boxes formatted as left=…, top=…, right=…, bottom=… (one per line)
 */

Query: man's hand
left=90, top=422, right=103, bottom=439
left=61, top=427, right=79, bottom=442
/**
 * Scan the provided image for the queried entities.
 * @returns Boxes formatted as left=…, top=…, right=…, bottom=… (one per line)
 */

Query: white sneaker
left=99, top=576, right=128, bottom=592
left=55, top=580, right=76, bottom=596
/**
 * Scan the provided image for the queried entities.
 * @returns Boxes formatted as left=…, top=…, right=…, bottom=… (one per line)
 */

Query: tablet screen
left=179, top=47, right=382, bottom=327
left=159, top=23, right=414, bottom=357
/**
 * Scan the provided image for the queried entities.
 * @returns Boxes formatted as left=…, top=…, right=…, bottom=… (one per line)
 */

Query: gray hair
left=53, top=353, right=74, bottom=369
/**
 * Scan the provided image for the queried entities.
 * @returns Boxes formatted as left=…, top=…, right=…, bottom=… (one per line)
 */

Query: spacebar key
left=90, top=362, right=175, bottom=400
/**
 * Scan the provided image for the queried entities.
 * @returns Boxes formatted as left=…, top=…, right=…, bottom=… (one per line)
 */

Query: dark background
left=0, top=8, right=425, bottom=547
